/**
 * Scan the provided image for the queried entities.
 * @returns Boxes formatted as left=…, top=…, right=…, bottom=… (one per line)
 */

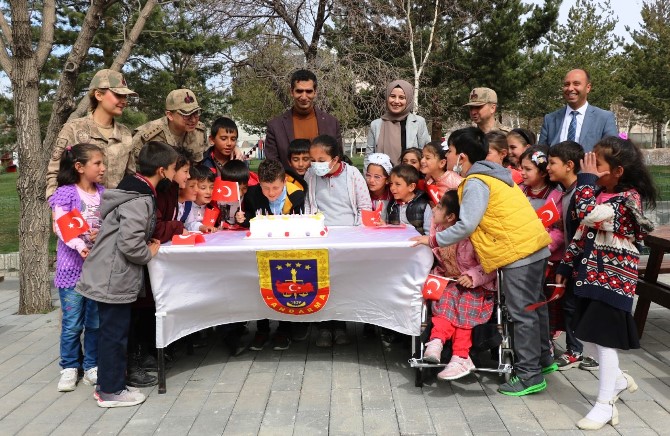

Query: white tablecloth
left=147, top=226, right=433, bottom=347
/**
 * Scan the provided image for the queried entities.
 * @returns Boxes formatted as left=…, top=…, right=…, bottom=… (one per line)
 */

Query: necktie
left=567, top=110, right=578, bottom=142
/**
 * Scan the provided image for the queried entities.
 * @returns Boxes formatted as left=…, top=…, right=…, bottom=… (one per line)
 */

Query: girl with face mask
left=303, top=134, right=373, bottom=348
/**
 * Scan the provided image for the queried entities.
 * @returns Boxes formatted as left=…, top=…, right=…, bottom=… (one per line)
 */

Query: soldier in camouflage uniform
left=464, top=87, right=512, bottom=134
left=131, top=89, right=208, bottom=164
left=46, top=69, right=137, bottom=198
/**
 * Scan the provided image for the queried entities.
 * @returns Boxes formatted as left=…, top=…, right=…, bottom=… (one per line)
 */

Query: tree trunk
left=430, top=95, right=442, bottom=141
left=657, top=121, right=664, bottom=148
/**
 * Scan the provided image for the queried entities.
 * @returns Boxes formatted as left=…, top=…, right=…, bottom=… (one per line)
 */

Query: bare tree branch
left=0, top=12, right=11, bottom=73
left=35, top=0, right=56, bottom=68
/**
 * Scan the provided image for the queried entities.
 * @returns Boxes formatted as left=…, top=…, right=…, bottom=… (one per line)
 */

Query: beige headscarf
left=377, top=80, right=414, bottom=165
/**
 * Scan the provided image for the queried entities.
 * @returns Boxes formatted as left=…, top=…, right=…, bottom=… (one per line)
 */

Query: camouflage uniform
left=131, top=88, right=208, bottom=164
left=46, top=69, right=136, bottom=198
left=131, top=117, right=207, bottom=163
left=463, top=87, right=512, bottom=133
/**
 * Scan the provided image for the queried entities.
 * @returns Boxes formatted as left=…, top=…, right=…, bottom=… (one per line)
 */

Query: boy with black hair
left=76, top=141, right=178, bottom=407
left=286, top=138, right=311, bottom=190
left=218, top=160, right=250, bottom=226
left=153, top=146, right=195, bottom=242
left=412, top=127, right=554, bottom=396
left=386, top=164, right=431, bottom=235
left=185, top=165, right=220, bottom=233
left=237, top=159, right=305, bottom=351
left=177, top=165, right=201, bottom=223
left=202, top=117, right=239, bottom=177
left=546, top=141, right=598, bottom=371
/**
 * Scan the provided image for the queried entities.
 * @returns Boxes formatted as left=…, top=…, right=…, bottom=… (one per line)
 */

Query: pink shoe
left=423, top=339, right=443, bottom=364
left=437, top=355, right=475, bottom=381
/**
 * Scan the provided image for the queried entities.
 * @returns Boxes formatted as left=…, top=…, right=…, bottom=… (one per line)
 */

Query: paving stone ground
left=1, top=276, right=669, bottom=435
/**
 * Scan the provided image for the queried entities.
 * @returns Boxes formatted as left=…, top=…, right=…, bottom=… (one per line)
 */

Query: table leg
left=157, top=348, right=166, bottom=394
left=634, top=247, right=665, bottom=338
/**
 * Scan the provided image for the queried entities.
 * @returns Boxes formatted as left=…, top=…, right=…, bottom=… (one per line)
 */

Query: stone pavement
left=1, top=276, right=669, bottom=435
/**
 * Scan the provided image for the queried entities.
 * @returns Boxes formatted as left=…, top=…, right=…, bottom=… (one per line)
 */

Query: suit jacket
left=265, top=107, right=342, bottom=169
left=538, top=104, right=618, bottom=152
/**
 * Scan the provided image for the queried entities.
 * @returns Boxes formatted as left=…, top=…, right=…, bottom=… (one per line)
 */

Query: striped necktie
left=567, top=110, right=578, bottom=142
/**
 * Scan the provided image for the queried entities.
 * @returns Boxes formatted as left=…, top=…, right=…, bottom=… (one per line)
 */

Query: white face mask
left=452, top=156, right=463, bottom=174
left=311, top=160, right=333, bottom=177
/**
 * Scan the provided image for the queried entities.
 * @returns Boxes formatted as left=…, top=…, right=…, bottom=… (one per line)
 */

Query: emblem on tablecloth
left=256, top=249, right=330, bottom=315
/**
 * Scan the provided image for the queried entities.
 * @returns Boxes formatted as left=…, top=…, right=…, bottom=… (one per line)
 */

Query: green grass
left=0, top=160, right=666, bottom=254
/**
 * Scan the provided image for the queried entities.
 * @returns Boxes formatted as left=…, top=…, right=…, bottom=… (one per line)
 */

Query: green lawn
left=0, top=159, right=667, bottom=254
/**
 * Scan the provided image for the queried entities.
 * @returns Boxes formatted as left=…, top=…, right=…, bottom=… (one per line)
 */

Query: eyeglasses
left=176, top=111, right=201, bottom=121
left=365, top=173, right=387, bottom=181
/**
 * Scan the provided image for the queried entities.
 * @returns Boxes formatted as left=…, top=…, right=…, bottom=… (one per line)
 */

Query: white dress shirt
left=559, top=102, right=588, bottom=142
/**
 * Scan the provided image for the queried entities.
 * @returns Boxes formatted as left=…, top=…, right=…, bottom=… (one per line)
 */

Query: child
left=420, top=140, right=462, bottom=205
left=547, top=141, right=599, bottom=371
left=49, top=143, right=105, bottom=392
left=401, top=147, right=426, bottom=192
left=218, top=160, right=250, bottom=227
left=506, top=128, right=535, bottom=169
left=304, top=134, right=372, bottom=347
left=386, top=164, right=432, bottom=235
left=555, top=137, right=656, bottom=429
left=412, top=127, right=554, bottom=396
left=423, top=191, right=496, bottom=380
left=185, top=166, right=220, bottom=233
left=519, top=146, right=555, bottom=210
left=486, top=130, right=522, bottom=184
left=364, top=153, right=393, bottom=219
left=76, top=141, right=177, bottom=407
left=177, top=166, right=200, bottom=223
left=202, top=117, right=239, bottom=177
left=238, top=159, right=305, bottom=351
left=286, top=138, right=311, bottom=190
left=153, top=146, right=194, bottom=242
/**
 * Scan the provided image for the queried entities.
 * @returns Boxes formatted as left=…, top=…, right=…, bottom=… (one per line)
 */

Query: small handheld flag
left=362, top=203, right=383, bottom=227
left=537, top=199, right=560, bottom=227
left=525, top=284, right=565, bottom=311
left=427, top=185, right=441, bottom=204
left=56, top=209, right=90, bottom=243
left=202, top=206, right=220, bottom=227
left=421, top=274, right=453, bottom=300
left=171, top=232, right=205, bottom=245
left=212, top=179, right=240, bottom=202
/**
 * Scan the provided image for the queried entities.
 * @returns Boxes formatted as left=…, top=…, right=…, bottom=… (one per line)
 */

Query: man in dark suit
left=265, top=69, right=342, bottom=170
left=538, top=69, right=618, bottom=152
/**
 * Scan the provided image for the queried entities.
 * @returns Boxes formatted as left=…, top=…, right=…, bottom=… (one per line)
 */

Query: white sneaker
left=97, top=389, right=146, bottom=408
left=83, top=367, right=98, bottom=386
left=58, top=368, right=78, bottom=392
left=437, top=355, right=476, bottom=381
left=423, top=339, right=443, bottom=364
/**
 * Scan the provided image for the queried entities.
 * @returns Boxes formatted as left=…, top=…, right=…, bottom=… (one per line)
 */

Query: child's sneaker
left=83, top=367, right=98, bottom=386
left=334, top=329, right=350, bottom=345
left=249, top=332, right=269, bottom=351
left=498, top=375, right=547, bottom=396
left=96, top=389, right=146, bottom=408
left=555, top=350, right=583, bottom=370
left=437, top=355, right=475, bottom=381
left=423, top=339, right=443, bottom=364
left=58, top=368, right=78, bottom=392
left=272, top=333, right=291, bottom=351
left=315, top=329, right=332, bottom=347
left=579, top=356, right=599, bottom=371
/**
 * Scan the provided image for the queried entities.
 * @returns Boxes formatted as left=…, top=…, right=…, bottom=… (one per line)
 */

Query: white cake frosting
left=247, top=213, right=328, bottom=238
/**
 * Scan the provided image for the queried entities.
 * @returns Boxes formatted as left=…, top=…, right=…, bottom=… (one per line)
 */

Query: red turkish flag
left=171, top=232, right=205, bottom=245
left=421, top=274, right=450, bottom=301
left=202, top=206, right=219, bottom=227
left=362, top=203, right=383, bottom=227
left=56, top=209, right=90, bottom=243
left=536, top=199, right=560, bottom=227
left=211, top=179, right=239, bottom=202
left=427, top=185, right=441, bottom=204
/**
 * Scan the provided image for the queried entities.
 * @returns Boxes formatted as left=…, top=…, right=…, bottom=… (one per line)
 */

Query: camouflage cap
left=89, top=69, right=137, bottom=95
left=464, top=87, right=497, bottom=107
left=165, top=89, right=201, bottom=114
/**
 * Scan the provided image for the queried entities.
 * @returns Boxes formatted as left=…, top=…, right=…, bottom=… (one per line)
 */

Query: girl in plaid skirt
left=423, top=190, right=497, bottom=380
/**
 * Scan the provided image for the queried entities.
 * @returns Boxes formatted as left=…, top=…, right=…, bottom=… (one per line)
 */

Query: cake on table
left=246, top=212, right=328, bottom=239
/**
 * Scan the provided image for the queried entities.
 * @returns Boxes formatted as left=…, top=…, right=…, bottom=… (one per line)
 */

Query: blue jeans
left=59, top=287, right=99, bottom=370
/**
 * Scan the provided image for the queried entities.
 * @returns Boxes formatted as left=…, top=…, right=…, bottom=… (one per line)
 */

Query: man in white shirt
left=538, top=69, right=618, bottom=152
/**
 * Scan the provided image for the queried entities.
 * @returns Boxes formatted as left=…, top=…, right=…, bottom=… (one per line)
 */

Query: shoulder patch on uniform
left=196, top=121, right=206, bottom=131
left=54, top=138, right=69, bottom=158
left=76, top=130, right=91, bottom=143
left=141, top=123, right=163, bottom=141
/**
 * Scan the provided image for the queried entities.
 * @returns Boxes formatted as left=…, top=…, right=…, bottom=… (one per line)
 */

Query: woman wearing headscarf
left=366, top=79, right=431, bottom=165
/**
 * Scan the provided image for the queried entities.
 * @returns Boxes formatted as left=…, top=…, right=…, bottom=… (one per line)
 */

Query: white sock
left=614, top=372, right=627, bottom=391
left=584, top=401, right=613, bottom=423
left=596, top=345, right=619, bottom=403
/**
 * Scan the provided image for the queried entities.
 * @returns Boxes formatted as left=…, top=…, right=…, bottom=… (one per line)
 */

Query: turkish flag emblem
left=536, top=199, right=559, bottom=227
left=171, top=232, right=205, bottom=245
left=426, top=185, right=441, bottom=204
left=202, top=205, right=219, bottom=226
left=211, top=179, right=240, bottom=202
left=362, top=203, right=383, bottom=227
left=421, top=274, right=450, bottom=301
left=56, top=209, right=90, bottom=243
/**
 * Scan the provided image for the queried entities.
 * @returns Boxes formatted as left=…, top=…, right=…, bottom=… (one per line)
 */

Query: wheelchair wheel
left=502, top=351, right=513, bottom=383
left=415, top=367, right=424, bottom=387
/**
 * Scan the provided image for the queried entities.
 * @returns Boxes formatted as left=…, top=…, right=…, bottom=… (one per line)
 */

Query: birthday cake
left=246, top=213, right=328, bottom=239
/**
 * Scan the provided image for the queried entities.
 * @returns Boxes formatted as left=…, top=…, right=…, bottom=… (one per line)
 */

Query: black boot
left=127, top=352, right=158, bottom=387
left=138, top=345, right=158, bottom=372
